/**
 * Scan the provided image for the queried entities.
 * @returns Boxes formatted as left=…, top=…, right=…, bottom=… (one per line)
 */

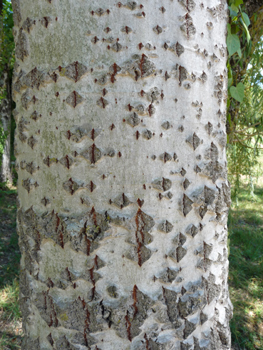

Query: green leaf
left=227, top=33, right=241, bottom=57
left=231, top=24, right=239, bottom=34
left=240, top=12, right=251, bottom=43
left=228, top=62, right=233, bottom=88
left=230, top=11, right=238, bottom=19
left=230, top=83, right=245, bottom=103
left=241, top=12, right=250, bottom=26
left=229, top=6, right=238, bottom=18
left=231, top=4, right=239, bottom=12
left=234, top=0, right=243, bottom=5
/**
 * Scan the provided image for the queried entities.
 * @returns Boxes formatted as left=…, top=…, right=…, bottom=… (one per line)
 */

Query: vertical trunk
left=1, top=0, right=13, bottom=183
left=12, top=0, right=232, bottom=349
left=0, top=68, right=13, bottom=183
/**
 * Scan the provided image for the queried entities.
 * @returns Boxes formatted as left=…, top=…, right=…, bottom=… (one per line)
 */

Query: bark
left=12, top=0, right=232, bottom=349
left=0, top=68, right=13, bottom=183
left=0, top=0, right=13, bottom=183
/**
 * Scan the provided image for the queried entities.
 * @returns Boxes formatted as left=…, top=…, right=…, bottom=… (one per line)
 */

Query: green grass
left=229, top=182, right=263, bottom=350
left=0, top=280, right=22, bottom=350
left=0, top=185, right=22, bottom=349
left=0, top=280, right=21, bottom=322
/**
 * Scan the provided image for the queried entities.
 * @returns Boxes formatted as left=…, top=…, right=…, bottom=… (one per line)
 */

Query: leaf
left=229, top=7, right=238, bottom=18
left=234, top=0, right=243, bottom=6
left=241, top=12, right=250, bottom=26
left=230, top=83, right=245, bottom=103
left=231, top=24, right=239, bottom=34
left=231, top=4, right=239, bottom=12
left=228, top=63, right=233, bottom=88
left=240, top=13, right=251, bottom=43
left=227, top=33, right=241, bottom=57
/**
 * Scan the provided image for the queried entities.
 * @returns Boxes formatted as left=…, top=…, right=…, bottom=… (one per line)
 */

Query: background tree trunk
left=0, top=0, right=13, bottom=183
left=0, top=67, right=13, bottom=183
left=12, top=0, right=232, bottom=349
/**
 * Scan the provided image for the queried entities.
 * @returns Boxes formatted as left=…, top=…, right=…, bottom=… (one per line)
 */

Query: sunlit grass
left=229, top=181, right=263, bottom=350
left=0, top=280, right=22, bottom=350
left=0, top=280, right=21, bottom=322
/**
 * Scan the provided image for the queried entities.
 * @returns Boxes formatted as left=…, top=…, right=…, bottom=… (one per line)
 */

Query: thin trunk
left=12, top=0, right=232, bottom=349
left=0, top=0, right=13, bottom=183
left=0, top=68, right=13, bottom=183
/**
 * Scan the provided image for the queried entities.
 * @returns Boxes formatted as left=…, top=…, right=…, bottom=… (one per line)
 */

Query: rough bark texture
left=0, top=68, right=13, bottom=183
left=12, top=0, right=232, bottom=349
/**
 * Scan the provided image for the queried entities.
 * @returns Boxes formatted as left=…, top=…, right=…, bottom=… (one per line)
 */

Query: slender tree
left=0, top=69, right=13, bottom=183
left=0, top=0, right=14, bottom=183
left=12, top=0, right=232, bottom=349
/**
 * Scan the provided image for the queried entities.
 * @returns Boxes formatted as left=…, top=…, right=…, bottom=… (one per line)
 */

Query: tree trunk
left=12, top=0, right=232, bottom=349
left=0, top=0, right=13, bottom=183
left=0, top=68, right=13, bottom=183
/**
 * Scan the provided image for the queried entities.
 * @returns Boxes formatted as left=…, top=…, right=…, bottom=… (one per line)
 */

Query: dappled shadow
left=0, top=188, right=22, bottom=349
left=0, top=189, right=20, bottom=288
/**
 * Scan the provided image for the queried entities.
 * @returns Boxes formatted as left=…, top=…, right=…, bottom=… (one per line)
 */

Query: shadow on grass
left=0, top=187, right=22, bottom=349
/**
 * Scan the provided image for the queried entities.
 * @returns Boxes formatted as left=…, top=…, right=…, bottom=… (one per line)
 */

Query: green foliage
left=227, top=30, right=241, bottom=57
left=0, top=124, right=7, bottom=154
left=228, top=144, right=262, bottom=201
left=227, top=76, right=263, bottom=198
left=0, top=1, right=15, bottom=177
left=230, top=82, right=245, bottom=102
left=0, top=0, right=15, bottom=73
left=246, top=40, right=263, bottom=109
left=227, top=0, right=251, bottom=106
left=226, top=1, right=263, bottom=198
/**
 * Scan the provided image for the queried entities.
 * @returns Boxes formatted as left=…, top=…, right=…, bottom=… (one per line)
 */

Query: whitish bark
left=12, top=0, right=232, bottom=349
left=0, top=69, right=12, bottom=183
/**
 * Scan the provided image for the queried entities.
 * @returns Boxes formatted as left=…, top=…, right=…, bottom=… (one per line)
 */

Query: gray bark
left=12, top=0, right=232, bottom=349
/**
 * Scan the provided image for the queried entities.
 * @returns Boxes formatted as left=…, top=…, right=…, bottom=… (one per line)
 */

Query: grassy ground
left=229, top=180, right=263, bottom=350
left=0, top=184, right=22, bottom=349
left=0, top=181, right=262, bottom=349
